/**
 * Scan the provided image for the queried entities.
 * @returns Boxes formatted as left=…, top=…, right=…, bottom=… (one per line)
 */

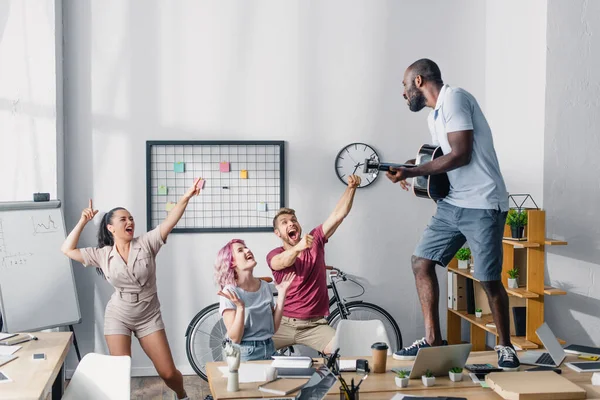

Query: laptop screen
left=537, top=323, right=566, bottom=364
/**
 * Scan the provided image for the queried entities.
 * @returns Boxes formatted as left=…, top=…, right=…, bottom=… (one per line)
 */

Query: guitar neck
left=375, top=162, right=416, bottom=171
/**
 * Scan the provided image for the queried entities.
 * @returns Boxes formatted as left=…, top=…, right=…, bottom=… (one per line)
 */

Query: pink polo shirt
left=267, top=225, right=329, bottom=319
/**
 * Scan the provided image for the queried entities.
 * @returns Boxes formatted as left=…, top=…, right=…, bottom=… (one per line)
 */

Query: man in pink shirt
left=267, top=175, right=361, bottom=354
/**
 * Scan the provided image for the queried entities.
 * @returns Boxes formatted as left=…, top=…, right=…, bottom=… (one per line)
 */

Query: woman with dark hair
left=61, top=180, right=201, bottom=400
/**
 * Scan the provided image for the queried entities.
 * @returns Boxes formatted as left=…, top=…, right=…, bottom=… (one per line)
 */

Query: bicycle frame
left=327, top=268, right=351, bottom=319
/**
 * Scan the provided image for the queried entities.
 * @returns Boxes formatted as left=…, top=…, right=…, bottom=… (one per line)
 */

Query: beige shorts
left=104, top=294, right=165, bottom=338
left=273, top=316, right=335, bottom=353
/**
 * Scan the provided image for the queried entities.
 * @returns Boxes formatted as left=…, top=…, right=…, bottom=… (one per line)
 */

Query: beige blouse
left=79, top=226, right=165, bottom=303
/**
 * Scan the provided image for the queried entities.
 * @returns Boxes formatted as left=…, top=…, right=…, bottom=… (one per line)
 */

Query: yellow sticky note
left=158, top=186, right=168, bottom=195
left=240, top=170, right=248, bottom=179
left=165, top=202, right=176, bottom=212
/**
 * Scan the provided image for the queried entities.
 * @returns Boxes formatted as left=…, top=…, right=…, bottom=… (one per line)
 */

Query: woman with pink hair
left=215, top=239, right=295, bottom=361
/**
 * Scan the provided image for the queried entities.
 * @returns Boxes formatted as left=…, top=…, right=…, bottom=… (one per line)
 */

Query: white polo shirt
left=427, top=85, right=509, bottom=211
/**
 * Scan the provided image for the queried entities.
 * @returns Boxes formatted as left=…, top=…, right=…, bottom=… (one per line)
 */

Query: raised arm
left=219, top=289, right=246, bottom=343
left=159, top=179, right=201, bottom=241
left=269, top=235, right=313, bottom=271
left=273, top=272, right=296, bottom=332
left=321, top=174, right=361, bottom=239
left=61, top=199, right=98, bottom=264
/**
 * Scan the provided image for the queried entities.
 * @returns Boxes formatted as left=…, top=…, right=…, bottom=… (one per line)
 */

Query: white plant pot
left=508, top=278, right=518, bottom=289
left=475, top=311, right=482, bottom=318
left=395, top=376, right=409, bottom=388
left=449, top=371, right=463, bottom=382
left=458, top=259, right=469, bottom=269
left=422, top=376, right=436, bottom=387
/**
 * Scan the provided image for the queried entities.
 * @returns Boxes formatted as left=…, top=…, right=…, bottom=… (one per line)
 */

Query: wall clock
left=334, top=143, right=380, bottom=188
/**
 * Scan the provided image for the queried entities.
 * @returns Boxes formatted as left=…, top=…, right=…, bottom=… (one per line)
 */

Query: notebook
left=271, top=356, right=313, bottom=368
left=277, top=367, right=316, bottom=378
left=0, top=333, right=17, bottom=341
left=564, top=344, right=600, bottom=357
left=0, top=334, right=36, bottom=346
left=258, top=378, right=309, bottom=395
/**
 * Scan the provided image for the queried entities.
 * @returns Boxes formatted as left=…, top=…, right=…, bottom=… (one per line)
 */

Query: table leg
left=52, top=364, right=65, bottom=400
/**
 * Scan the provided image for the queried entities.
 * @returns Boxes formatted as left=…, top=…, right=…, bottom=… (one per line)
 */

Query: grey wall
left=544, top=0, right=600, bottom=346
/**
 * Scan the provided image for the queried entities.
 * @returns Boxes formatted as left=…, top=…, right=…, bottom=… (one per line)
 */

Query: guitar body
left=412, top=144, right=450, bottom=201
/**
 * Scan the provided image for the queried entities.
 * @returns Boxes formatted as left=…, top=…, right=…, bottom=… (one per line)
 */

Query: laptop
left=398, top=343, right=471, bottom=379
left=520, top=322, right=566, bottom=367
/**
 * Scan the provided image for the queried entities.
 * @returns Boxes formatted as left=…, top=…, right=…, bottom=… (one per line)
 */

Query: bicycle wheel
left=327, top=301, right=403, bottom=352
left=185, top=303, right=225, bottom=381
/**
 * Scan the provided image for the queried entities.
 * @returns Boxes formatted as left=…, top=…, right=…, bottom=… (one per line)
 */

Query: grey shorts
left=414, top=201, right=507, bottom=281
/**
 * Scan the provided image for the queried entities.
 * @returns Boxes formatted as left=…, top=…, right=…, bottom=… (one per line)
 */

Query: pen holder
left=339, top=386, right=359, bottom=400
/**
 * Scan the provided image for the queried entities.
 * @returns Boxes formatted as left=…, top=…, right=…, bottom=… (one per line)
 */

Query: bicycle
left=184, top=266, right=403, bottom=381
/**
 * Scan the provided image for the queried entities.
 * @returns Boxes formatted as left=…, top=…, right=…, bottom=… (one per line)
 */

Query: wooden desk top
left=206, top=351, right=600, bottom=399
left=0, top=332, right=73, bottom=400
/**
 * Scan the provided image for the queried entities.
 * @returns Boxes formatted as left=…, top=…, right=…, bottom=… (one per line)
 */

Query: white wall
left=543, top=0, right=600, bottom=346
left=482, top=0, right=548, bottom=347
left=485, top=0, right=547, bottom=207
left=0, top=0, right=59, bottom=202
left=62, top=0, right=486, bottom=375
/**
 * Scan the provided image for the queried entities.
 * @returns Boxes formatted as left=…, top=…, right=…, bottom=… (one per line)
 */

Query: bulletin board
left=146, top=141, right=285, bottom=233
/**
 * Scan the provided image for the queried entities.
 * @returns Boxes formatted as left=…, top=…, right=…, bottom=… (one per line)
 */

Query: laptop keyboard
left=535, top=352, right=554, bottom=365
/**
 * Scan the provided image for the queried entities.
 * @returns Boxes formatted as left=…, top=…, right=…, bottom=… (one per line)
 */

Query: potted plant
left=455, top=248, right=471, bottom=269
left=449, top=367, right=463, bottom=382
left=395, top=369, right=410, bottom=388
left=422, top=369, right=435, bottom=387
left=506, top=209, right=528, bottom=239
left=475, top=308, right=483, bottom=318
left=507, top=268, right=519, bottom=289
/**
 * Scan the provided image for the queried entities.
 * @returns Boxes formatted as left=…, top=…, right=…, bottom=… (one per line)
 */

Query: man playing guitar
left=387, top=58, right=519, bottom=371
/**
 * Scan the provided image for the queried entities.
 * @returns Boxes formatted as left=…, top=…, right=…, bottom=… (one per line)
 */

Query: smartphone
left=32, top=353, right=46, bottom=360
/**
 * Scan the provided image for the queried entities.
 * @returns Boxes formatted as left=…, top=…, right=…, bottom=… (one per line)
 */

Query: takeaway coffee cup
left=371, top=342, right=389, bottom=373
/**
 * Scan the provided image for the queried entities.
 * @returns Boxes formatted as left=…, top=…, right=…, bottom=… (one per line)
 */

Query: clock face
left=334, top=143, right=380, bottom=188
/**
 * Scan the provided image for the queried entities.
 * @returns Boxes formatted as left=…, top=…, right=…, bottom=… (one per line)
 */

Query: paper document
left=218, top=363, right=269, bottom=383
left=339, top=359, right=357, bottom=371
left=0, top=346, right=21, bottom=356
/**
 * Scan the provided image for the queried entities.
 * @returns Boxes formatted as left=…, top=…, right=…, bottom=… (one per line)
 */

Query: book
left=564, top=344, right=600, bottom=357
left=277, top=367, right=316, bottom=378
left=258, top=377, right=308, bottom=395
left=271, top=355, right=313, bottom=368
left=0, top=334, right=36, bottom=346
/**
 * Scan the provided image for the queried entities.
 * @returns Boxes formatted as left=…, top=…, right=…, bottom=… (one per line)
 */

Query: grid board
left=146, top=141, right=285, bottom=233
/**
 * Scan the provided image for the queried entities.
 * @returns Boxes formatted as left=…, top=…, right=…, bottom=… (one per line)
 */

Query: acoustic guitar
left=363, top=144, right=450, bottom=201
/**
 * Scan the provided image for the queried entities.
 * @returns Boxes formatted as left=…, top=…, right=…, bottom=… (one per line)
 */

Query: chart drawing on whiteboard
left=0, top=219, right=33, bottom=268
left=31, top=215, right=59, bottom=235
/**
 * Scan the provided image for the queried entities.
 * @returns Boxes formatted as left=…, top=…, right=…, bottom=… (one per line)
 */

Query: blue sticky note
left=257, top=202, right=267, bottom=212
left=174, top=162, right=185, bottom=173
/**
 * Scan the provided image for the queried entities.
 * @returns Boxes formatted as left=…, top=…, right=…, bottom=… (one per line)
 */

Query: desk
left=207, top=351, right=600, bottom=399
left=0, top=332, right=73, bottom=400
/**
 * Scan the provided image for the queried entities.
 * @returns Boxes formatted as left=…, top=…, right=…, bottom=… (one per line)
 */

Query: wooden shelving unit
left=447, top=209, right=568, bottom=351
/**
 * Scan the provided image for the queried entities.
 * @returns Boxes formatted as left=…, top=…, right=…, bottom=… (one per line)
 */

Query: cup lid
left=371, top=342, right=389, bottom=350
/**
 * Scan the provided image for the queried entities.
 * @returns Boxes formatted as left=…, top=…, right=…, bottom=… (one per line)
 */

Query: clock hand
left=352, top=164, right=359, bottom=175
left=345, top=149, right=359, bottom=165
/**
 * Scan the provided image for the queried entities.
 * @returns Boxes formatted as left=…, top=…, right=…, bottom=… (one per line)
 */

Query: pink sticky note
left=219, top=161, right=230, bottom=172
left=195, top=178, right=205, bottom=189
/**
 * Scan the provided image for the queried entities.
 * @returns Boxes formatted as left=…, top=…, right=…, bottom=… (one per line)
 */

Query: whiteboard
left=0, top=201, right=81, bottom=332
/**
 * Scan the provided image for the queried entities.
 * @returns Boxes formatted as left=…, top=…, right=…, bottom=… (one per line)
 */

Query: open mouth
left=288, top=228, right=299, bottom=241
left=246, top=254, right=254, bottom=261
left=125, top=227, right=134, bottom=235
